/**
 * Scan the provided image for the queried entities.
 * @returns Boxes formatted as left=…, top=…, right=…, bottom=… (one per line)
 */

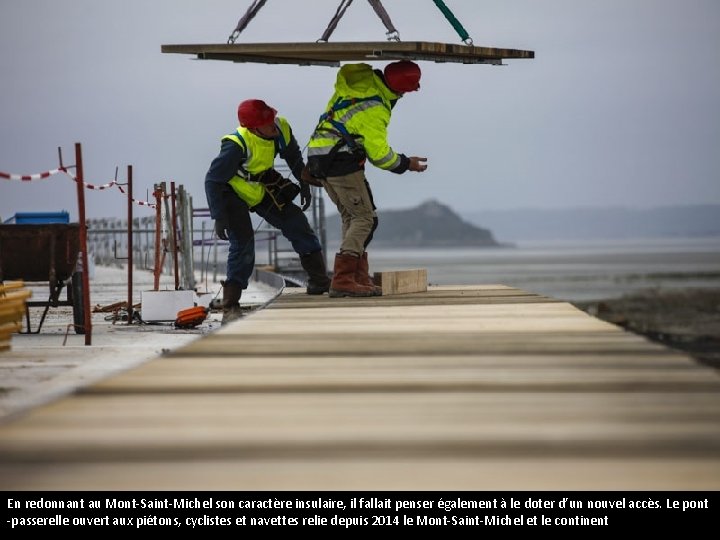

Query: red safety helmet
left=237, top=99, right=277, bottom=128
left=383, top=60, right=422, bottom=93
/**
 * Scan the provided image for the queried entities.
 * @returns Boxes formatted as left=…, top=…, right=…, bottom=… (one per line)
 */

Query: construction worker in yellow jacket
left=306, top=60, right=427, bottom=297
left=206, top=99, right=330, bottom=323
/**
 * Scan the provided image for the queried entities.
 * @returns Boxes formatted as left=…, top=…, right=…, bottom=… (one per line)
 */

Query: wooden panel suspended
left=160, top=41, right=535, bottom=67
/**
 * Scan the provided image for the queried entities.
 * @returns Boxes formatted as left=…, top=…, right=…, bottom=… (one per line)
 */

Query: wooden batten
left=373, top=268, right=428, bottom=295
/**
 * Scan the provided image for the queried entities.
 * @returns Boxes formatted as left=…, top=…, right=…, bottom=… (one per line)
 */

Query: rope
left=227, top=0, right=268, bottom=44
left=432, top=0, right=473, bottom=45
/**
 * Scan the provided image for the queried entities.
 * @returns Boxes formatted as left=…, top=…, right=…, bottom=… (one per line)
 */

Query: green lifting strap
left=432, top=0, right=473, bottom=45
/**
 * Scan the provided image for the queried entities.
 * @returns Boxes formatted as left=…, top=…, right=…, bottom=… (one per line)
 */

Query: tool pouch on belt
left=252, top=168, right=300, bottom=209
left=308, top=130, right=366, bottom=180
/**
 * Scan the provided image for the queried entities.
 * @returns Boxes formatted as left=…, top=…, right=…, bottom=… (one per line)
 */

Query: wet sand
left=574, top=288, right=720, bottom=370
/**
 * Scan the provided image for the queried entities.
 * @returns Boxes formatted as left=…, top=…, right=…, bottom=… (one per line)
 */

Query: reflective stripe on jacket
left=308, top=63, right=402, bottom=173
left=224, top=117, right=293, bottom=207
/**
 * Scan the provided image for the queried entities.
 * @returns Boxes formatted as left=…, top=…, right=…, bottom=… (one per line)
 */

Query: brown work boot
left=328, top=252, right=375, bottom=298
left=299, top=251, right=331, bottom=295
left=221, top=280, right=244, bottom=325
left=356, top=251, right=382, bottom=296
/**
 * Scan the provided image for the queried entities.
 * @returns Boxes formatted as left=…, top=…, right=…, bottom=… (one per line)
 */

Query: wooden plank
left=84, top=356, right=720, bottom=394
left=169, top=331, right=668, bottom=358
left=0, top=393, right=718, bottom=463
left=0, top=280, right=27, bottom=294
left=2, top=458, right=717, bottom=491
left=161, top=41, right=535, bottom=67
left=1, top=284, right=718, bottom=491
left=271, top=291, right=558, bottom=308
left=374, top=268, right=427, bottom=295
left=269, top=284, right=557, bottom=309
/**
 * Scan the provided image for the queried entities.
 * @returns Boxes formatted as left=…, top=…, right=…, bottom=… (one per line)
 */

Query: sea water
left=357, top=236, right=720, bottom=302
left=212, top=235, right=720, bottom=303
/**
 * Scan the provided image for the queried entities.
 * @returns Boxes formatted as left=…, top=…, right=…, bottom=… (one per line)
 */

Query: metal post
left=178, top=186, right=195, bottom=291
left=162, top=184, right=173, bottom=276
left=200, top=221, right=206, bottom=284
left=126, top=165, right=134, bottom=324
left=74, top=143, right=92, bottom=345
left=153, top=183, right=163, bottom=290
left=170, top=181, right=180, bottom=290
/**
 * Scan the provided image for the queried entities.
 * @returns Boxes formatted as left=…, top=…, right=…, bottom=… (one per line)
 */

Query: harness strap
left=317, top=95, right=383, bottom=150
left=226, top=120, right=287, bottom=176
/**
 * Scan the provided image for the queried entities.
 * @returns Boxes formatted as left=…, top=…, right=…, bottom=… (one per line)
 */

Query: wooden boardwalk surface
left=0, top=284, right=718, bottom=490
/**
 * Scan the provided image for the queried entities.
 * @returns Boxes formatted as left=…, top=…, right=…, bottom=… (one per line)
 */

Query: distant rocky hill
left=462, top=204, right=720, bottom=241
left=325, top=199, right=502, bottom=248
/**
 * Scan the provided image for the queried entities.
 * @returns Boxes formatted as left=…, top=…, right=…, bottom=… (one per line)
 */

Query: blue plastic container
left=9, top=211, right=70, bottom=224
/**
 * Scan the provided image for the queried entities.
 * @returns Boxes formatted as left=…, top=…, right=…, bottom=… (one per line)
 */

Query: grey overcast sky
left=1, top=0, right=719, bottom=221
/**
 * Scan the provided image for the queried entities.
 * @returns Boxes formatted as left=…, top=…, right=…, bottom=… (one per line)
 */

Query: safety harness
left=316, top=95, right=385, bottom=155
left=225, top=125, right=299, bottom=210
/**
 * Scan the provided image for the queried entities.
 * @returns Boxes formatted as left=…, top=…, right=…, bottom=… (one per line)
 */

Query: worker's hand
left=408, top=156, right=428, bottom=172
left=214, top=218, right=229, bottom=241
left=301, top=164, right=324, bottom=187
left=300, top=182, right=312, bottom=211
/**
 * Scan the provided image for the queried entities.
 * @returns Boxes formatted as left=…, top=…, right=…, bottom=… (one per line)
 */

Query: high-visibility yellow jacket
left=205, top=116, right=304, bottom=217
left=307, top=63, right=410, bottom=178
left=224, top=117, right=294, bottom=207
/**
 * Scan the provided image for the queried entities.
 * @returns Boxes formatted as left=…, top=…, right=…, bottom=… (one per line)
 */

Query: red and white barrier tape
left=1, top=165, right=158, bottom=209
left=61, top=170, right=118, bottom=190
left=0, top=168, right=63, bottom=181
left=117, top=185, right=157, bottom=207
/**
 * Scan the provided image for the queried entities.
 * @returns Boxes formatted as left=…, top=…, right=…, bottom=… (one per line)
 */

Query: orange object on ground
left=174, top=306, right=208, bottom=329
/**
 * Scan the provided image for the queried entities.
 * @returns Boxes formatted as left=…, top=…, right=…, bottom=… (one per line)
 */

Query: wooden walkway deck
left=1, top=285, right=718, bottom=490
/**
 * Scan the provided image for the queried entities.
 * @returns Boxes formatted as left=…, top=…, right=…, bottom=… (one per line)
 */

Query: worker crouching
left=205, top=99, right=331, bottom=323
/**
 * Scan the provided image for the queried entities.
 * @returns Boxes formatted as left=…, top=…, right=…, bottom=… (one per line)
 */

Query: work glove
left=214, top=217, right=230, bottom=241
left=300, top=182, right=312, bottom=211
left=301, top=164, right=324, bottom=187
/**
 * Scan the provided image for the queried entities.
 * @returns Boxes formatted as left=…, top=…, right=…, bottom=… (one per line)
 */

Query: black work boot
left=300, top=251, right=331, bottom=295
left=221, top=280, right=244, bottom=325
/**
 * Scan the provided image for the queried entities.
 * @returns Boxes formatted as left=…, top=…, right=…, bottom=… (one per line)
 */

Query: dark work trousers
left=224, top=192, right=322, bottom=289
